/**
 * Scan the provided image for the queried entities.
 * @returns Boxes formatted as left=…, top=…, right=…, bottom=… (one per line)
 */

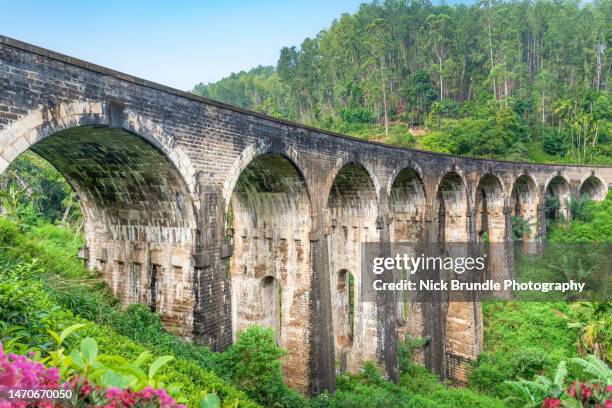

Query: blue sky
left=1, top=1, right=465, bottom=91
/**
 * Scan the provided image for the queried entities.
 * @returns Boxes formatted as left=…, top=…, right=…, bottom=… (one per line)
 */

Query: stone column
left=309, top=212, right=336, bottom=395
left=376, top=212, right=399, bottom=383
left=192, top=183, right=233, bottom=351
left=422, top=199, right=447, bottom=378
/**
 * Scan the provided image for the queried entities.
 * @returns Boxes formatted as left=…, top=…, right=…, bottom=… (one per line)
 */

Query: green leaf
left=80, top=337, right=98, bottom=364
left=133, top=351, right=152, bottom=368
left=117, top=364, right=147, bottom=382
left=199, top=393, right=221, bottom=408
left=148, top=355, right=174, bottom=380
left=553, top=361, right=567, bottom=389
left=47, top=329, right=61, bottom=346
left=98, top=354, right=129, bottom=366
left=59, top=323, right=85, bottom=345
left=70, top=349, right=84, bottom=368
left=101, top=370, right=131, bottom=389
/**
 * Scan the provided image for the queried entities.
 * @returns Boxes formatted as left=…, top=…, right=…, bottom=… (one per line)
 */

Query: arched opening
left=475, top=174, right=505, bottom=243
left=389, top=168, right=427, bottom=241
left=580, top=176, right=606, bottom=202
left=328, top=163, right=378, bottom=219
left=388, top=168, right=427, bottom=336
left=475, top=173, right=513, bottom=285
left=436, top=172, right=467, bottom=242
left=227, top=152, right=311, bottom=388
left=327, top=163, right=377, bottom=372
left=511, top=175, right=539, bottom=251
left=433, top=172, right=482, bottom=379
left=332, top=269, right=355, bottom=372
left=260, top=275, right=282, bottom=343
left=545, top=175, right=570, bottom=222
left=1, top=125, right=197, bottom=332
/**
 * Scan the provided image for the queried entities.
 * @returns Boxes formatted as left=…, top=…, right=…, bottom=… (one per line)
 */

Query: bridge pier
left=309, top=212, right=336, bottom=395
left=192, top=183, right=233, bottom=351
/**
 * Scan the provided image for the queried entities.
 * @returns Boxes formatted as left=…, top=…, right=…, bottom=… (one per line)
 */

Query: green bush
left=339, top=107, right=375, bottom=124
left=548, top=191, right=612, bottom=243
left=510, top=348, right=551, bottom=380
left=223, top=325, right=290, bottom=406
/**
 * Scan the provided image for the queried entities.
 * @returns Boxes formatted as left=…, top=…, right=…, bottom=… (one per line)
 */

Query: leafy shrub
left=567, top=195, right=595, bottom=222
left=511, top=216, right=532, bottom=241
left=0, top=257, right=258, bottom=407
left=339, top=108, right=375, bottom=124
left=543, top=130, right=568, bottom=156
left=567, top=302, right=612, bottom=364
left=548, top=191, right=612, bottom=243
left=398, top=335, right=428, bottom=372
left=510, top=348, right=551, bottom=380
left=223, top=326, right=290, bottom=406
left=469, top=302, right=578, bottom=398
left=505, top=356, right=612, bottom=407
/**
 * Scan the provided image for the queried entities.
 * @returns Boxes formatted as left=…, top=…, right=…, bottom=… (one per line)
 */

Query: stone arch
left=327, top=162, right=378, bottom=218
left=432, top=171, right=483, bottom=381
left=388, top=167, right=427, bottom=242
left=435, top=172, right=468, bottom=242
left=326, top=162, right=379, bottom=373
left=388, top=166, right=427, bottom=353
left=324, top=157, right=381, bottom=208
left=332, top=268, right=355, bottom=373
left=474, top=173, right=505, bottom=242
left=580, top=175, right=607, bottom=202
left=227, top=151, right=312, bottom=390
left=475, top=173, right=513, bottom=289
left=1, top=117, right=198, bottom=335
left=545, top=174, right=571, bottom=221
left=222, top=141, right=310, bottom=214
left=511, top=174, right=539, bottom=246
left=0, top=101, right=197, bottom=193
left=385, top=161, right=426, bottom=198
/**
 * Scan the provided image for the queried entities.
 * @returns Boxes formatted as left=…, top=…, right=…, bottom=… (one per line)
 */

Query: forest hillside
left=194, top=0, right=611, bottom=164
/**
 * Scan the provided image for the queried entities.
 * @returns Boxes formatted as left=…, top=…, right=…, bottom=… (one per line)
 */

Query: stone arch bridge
left=1, top=36, right=610, bottom=394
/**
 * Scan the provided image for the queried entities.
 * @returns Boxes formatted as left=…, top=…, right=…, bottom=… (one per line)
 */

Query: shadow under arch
left=327, top=162, right=378, bottom=218
left=511, top=174, right=539, bottom=249
left=580, top=175, right=607, bottom=202
left=389, top=166, right=428, bottom=241
left=0, top=101, right=197, bottom=193
left=435, top=171, right=468, bottom=242
left=545, top=174, right=571, bottom=221
left=325, top=161, right=379, bottom=374
left=474, top=173, right=506, bottom=242
left=4, top=124, right=198, bottom=335
left=226, top=151, right=312, bottom=390
left=222, top=142, right=311, bottom=214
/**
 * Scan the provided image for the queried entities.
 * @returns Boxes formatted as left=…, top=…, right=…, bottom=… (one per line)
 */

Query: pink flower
left=542, top=397, right=561, bottom=408
left=581, top=383, right=592, bottom=401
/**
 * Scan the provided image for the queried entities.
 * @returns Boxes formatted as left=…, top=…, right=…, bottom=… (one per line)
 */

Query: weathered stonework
left=1, top=35, right=611, bottom=393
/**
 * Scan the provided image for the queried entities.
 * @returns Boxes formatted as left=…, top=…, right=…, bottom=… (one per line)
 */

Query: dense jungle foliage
left=194, top=0, right=611, bottom=164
